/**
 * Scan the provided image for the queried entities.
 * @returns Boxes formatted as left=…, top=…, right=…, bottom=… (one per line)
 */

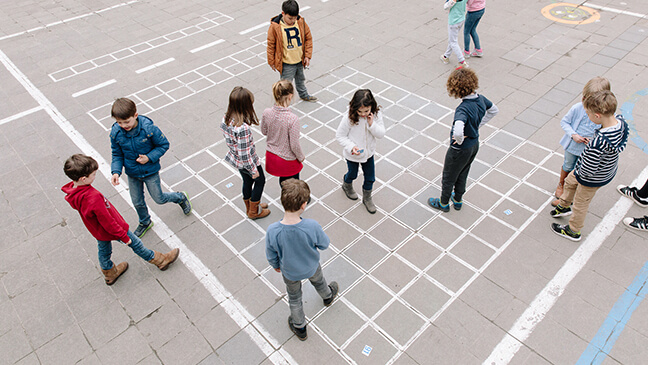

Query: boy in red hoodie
left=62, top=154, right=180, bottom=285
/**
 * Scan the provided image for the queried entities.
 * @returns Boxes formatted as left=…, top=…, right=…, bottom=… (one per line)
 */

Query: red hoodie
left=62, top=181, right=130, bottom=242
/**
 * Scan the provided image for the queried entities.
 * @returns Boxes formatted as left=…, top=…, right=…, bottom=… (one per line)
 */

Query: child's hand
left=111, top=173, right=120, bottom=186
left=572, top=134, right=588, bottom=144
left=124, top=239, right=132, bottom=245
left=367, top=113, right=374, bottom=126
left=274, top=268, right=281, bottom=273
left=351, top=146, right=360, bottom=155
left=136, top=154, right=149, bottom=164
left=252, top=171, right=260, bottom=179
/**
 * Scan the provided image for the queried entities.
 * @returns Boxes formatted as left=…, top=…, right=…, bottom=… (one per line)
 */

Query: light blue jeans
left=444, top=21, right=465, bottom=62
left=97, top=230, right=154, bottom=270
left=282, top=265, right=332, bottom=328
left=128, top=172, right=183, bottom=225
left=281, top=62, right=309, bottom=99
left=562, top=151, right=580, bottom=172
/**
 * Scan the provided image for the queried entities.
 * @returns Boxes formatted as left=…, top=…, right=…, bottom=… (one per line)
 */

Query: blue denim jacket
left=110, top=115, right=169, bottom=178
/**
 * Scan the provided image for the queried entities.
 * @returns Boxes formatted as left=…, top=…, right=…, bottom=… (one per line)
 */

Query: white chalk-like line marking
left=0, top=1, right=139, bottom=41
left=135, top=57, right=175, bottom=74
left=190, top=39, right=225, bottom=53
left=484, top=165, right=648, bottom=364
left=71, top=79, right=116, bottom=98
left=0, top=106, right=44, bottom=126
left=239, top=23, right=268, bottom=35
left=584, top=2, right=647, bottom=18
left=0, top=49, right=295, bottom=365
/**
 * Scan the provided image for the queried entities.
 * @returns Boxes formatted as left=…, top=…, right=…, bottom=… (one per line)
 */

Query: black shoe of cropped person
left=288, top=317, right=307, bottom=341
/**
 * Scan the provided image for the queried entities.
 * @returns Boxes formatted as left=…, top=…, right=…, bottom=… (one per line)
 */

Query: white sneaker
left=440, top=55, right=449, bottom=64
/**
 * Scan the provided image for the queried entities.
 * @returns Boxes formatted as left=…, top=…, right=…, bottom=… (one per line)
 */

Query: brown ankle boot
left=248, top=200, right=270, bottom=219
left=149, top=248, right=180, bottom=271
left=102, top=262, right=128, bottom=285
left=244, top=198, right=267, bottom=211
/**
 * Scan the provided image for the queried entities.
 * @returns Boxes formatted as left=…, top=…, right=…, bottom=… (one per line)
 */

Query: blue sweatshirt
left=266, top=218, right=330, bottom=281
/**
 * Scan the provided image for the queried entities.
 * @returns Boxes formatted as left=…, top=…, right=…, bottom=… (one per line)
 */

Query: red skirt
left=265, top=151, right=303, bottom=177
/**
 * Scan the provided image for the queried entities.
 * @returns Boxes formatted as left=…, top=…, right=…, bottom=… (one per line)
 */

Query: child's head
left=348, top=89, right=380, bottom=124
left=111, top=98, right=139, bottom=131
left=225, top=86, right=259, bottom=127
left=282, top=0, right=299, bottom=17
left=272, top=80, right=294, bottom=107
left=280, top=178, right=310, bottom=212
left=64, top=154, right=99, bottom=183
left=582, top=76, right=611, bottom=101
left=447, top=67, right=479, bottom=99
left=583, top=90, right=617, bottom=118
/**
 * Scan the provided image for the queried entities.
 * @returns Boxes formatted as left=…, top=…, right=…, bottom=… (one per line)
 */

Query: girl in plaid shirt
left=262, top=80, right=305, bottom=187
left=221, top=87, right=271, bottom=219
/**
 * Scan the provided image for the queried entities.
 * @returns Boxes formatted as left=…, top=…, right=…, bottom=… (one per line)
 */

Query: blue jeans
left=281, top=62, right=309, bottom=99
left=440, top=143, right=479, bottom=205
left=97, top=230, right=154, bottom=270
left=283, top=265, right=332, bottom=328
left=240, top=166, right=265, bottom=202
left=562, top=151, right=579, bottom=172
left=344, top=156, right=376, bottom=191
left=128, top=172, right=184, bottom=225
left=464, top=9, right=485, bottom=52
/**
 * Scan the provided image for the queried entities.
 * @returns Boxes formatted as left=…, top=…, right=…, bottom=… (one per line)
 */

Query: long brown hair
left=225, top=87, right=259, bottom=126
left=348, top=89, right=380, bottom=125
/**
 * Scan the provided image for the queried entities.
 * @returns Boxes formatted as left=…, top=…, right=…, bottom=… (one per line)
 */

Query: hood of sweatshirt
left=599, top=115, right=629, bottom=152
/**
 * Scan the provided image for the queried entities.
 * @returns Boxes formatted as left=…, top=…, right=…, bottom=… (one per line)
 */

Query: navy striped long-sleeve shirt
left=574, top=115, right=629, bottom=187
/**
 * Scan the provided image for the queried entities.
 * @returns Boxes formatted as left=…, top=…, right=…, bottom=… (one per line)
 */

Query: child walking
left=262, top=80, right=306, bottom=186
left=335, top=89, right=385, bottom=214
left=551, top=90, right=628, bottom=241
left=552, top=76, right=610, bottom=206
left=63, top=154, right=180, bottom=285
left=428, top=67, right=498, bottom=212
left=110, top=98, right=192, bottom=238
left=463, top=0, right=485, bottom=58
left=441, top=0, right=468, bottom=67
left=265, top=179, right=338, bottom=341
left=221, top=87, right=271, bottom=219
left=618, top=178, right=648, bottom=231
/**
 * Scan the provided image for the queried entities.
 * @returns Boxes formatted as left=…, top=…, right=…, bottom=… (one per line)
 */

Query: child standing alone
left=262, top=80, right=306, bottom=186
left=266, top=179, right=338, bottom=341
left=63, top=154, right=180, bottom=285
left=221, top=87, right=271, bottom=219
left=336, top=89, right=385, bottom=214
left=441, top=0, right=468, bottom=67
left=428, top=68, right=498, bottom=212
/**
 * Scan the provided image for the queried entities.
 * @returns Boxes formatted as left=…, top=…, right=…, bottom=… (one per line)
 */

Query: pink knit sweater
left=261, top=105, right=305, bottom=162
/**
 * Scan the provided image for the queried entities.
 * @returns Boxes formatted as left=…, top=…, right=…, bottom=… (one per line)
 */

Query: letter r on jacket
left=284, top=27, right=301, bottom=49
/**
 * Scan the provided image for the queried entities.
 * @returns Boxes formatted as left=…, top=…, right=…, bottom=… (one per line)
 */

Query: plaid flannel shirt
left=221, top=119, right=260, bottom=175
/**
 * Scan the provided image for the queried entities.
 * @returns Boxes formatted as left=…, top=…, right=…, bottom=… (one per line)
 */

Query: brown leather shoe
left=149, top=249, right=180, bottom=271
left=102, top=262, right=129, bottom=285
left=247, top=200, right=270, bottom=219
left=244, top=198, right=267, bottom=211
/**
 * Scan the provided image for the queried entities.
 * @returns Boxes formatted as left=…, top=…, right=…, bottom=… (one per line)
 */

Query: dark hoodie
left=62, top=182, right=130, bottom=242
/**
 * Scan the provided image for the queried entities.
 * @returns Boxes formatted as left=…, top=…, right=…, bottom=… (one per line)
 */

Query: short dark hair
left=111, top=98, right=137, bottom=120
left=282, top=0, right=299, bottom=16
left=64, top=154, right=99, bottom=181
left=280, top=179, right=310, bottom=212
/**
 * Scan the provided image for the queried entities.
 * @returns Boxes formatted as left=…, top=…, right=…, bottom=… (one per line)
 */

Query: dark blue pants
left=344, top=156, right=375, bottom=191
left=440, top=143, right=479, bottom=205
left=464, top=9, right=485, bottom=52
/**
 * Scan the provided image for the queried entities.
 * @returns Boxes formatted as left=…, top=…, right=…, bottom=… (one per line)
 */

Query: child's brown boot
left=243, top=198, right=267, bottom=211
left=102, top=262, right=129, bottom=285
left=248, top=200, right=270, bottom=219
left=149, top=249, right=180, bottom=271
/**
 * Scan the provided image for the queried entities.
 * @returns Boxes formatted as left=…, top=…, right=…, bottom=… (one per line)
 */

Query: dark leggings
left=240, top=166, right=265, bottom=202
left=279, top=173, right=300, bottom=188
left=638, top=178, right=648, bottom=199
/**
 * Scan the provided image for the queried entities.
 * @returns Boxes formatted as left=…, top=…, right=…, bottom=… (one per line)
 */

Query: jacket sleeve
left=261, top=111, right=269, bottom=136
left=336, top=116, right=356, bottom=154
left=267, top=24, right=277, bottom=67
left=314, top=222, right=330, bottom=251
left=368, top=111, right=386, bottom=139
left=289, top=117, right=305, bottom=162
left=444, top=0, right=456, bottom=11
left=560, top=104, right=580, bottom=137
left=237, top=126, right=259, bottom=175
left=265, top=235, right=280, bottom=269
left=146, top=125, right=170, bottom=164
left=110, top=130, right=124, bottom=176
left=480, top=103, right=499, bottom=127
left=577, top=140, right=603, bottom=180
left=302, top=19, right=313, bottom=59
left=91, top=195, right=130, bottom=242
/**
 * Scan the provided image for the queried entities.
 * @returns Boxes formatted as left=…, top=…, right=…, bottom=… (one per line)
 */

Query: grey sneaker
left=134, top=221, right=154, bottom=238
left=179, top=191, right=192, bottom=215
left=301, top=95, right=318, bottom=102
left=323, top=281, right=339, bottom=307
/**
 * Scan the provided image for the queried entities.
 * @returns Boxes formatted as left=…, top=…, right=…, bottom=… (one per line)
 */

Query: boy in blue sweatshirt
left=550, top=90, right=628, bottom=241
left=110, top=98, right=192, bottom=238
left=265, top=179, right=338, bottom=341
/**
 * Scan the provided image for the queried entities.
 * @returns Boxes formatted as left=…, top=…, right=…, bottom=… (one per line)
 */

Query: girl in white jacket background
left=335, top=89, right=386, bottom=213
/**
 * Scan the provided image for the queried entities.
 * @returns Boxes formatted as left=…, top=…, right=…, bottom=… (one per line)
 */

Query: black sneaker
left=179, top=191, right=192, bottom=215
left=551, top=223, right=581, bottom=241
left=617, top=185, right=648, bottom=207
left=134, top=221, right=154, bottom=238
left=623, top=216, right=648, bottom=231
left=323, top=281, right=339, bottom=307
left=550, top=204, right=572, bottom=217
left=288, top=317, right=307, bottom=341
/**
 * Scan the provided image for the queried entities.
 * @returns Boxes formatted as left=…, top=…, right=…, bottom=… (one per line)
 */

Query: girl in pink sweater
left=464, top=0, right=486, bottom=58
left=261, top=80, right=306, bottom=187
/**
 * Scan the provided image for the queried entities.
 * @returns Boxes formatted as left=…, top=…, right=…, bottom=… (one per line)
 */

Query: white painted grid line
left=0, top=48, right=296, bottom=365
left=135, top=57, right=175, bottom=74
left=190, top=39, right=225, bottom=53
left=48, top=11, right=233, bottom=82
left=239, top=23, right=268, bottom=35
left=0, top=106, right=44, bottom=126
left=71, top=79, right=116, bottom=98
left=584, top=2, right=647, bottom=18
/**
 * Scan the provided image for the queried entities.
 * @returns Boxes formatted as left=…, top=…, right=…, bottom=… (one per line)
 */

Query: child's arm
left=236, top=126, right=259, bottom=177
left=289, top=117, right=306, bottom=162
left=480, top=103, right=499, bottom=128
left=444, top=0, right=457, bottom=10
left=367, top=112, right=386, bottom=139
left=266, top=26, right=278, bottom=71
left=302, top=19, right=313, bottom=67
left=560, top=104, right=588, bottom=143
left=314, top=223, right=331, bottom=251
left=335, top=116, right=357, bottom=153
left=261, top=112, right=269, bottom=136
left=265, top=236, right=281, bottom=272
left=145, top=125, right=170, bottom=164
left=576, top=139, right=603, bottom=180
left=91, top=195, right=130, bottom=243
left=452, top=120, right=466, bottom=145
left=110, top=133, right=124, bottom=186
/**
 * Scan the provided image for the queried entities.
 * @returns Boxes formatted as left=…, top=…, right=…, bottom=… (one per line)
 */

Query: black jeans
left=239, top=166, right=265, bottom=202
left=279, top=173, right=300, bottom=188
left=440, top=143, right=479, bottom=205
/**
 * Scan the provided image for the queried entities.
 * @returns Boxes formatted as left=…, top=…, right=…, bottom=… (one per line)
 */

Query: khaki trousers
left=558, top=171, right=601, bottom=233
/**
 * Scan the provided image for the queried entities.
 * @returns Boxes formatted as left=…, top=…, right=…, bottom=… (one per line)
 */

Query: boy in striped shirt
left=550, top=90, right=629, bottom=241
